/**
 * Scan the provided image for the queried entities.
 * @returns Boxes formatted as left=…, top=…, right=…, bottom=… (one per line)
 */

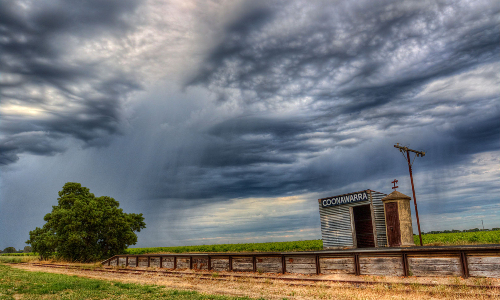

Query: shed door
left=385, top=202, right=401, bottom=247
left=353, top=204, right=375, bottom=248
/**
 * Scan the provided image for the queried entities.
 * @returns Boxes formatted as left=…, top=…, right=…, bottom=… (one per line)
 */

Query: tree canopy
left=2, top=247, right=16, bottom=253
left=27, top=182, right=146, bottom=262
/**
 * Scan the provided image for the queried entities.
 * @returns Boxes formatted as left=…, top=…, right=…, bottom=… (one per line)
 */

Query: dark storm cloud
left=175, top=0, right=500, bottom=201
left=0, top=0, right=141, bottom=165
left=1, top=0, right=499, bottom=249
left=190, top=0, right=499, bottom=107
left=0, top=132, right=66, bottom=165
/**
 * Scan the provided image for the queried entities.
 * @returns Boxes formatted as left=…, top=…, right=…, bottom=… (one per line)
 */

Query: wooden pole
left=395, top=143, right=425, bottom=247
left=407, top=149, right=423, bottom=246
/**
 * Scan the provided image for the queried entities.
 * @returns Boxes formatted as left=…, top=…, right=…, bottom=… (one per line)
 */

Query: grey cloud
left=1, top=0, right=499, bottom=249
left=0, top=0, right=141, bottom=165
left=190, top=0, right=500, bottom=108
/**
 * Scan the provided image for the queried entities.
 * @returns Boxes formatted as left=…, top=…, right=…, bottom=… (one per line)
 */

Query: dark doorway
left=353, top=204, right=375, bottom=248
left=385, top=202, right=401, bottom=247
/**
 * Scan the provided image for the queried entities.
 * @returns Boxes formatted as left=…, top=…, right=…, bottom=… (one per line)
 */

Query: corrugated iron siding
left=319, top=190, right=387, bottom=248
left=370, top=191, right=388, bottom=247
left=319, top=203, right=354, bottom=248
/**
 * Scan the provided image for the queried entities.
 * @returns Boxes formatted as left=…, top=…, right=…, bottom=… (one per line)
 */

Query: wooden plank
left=118, top=257, right=126, bottom=266
left=128, top=257, right=136, bottom=267
left=232, top=257, right=253, bottom=271
left=316, top=255, right=320, bottom=275
left=409, top=257, right=460, bottom=264
left=468, top=258, right=500, bottom=278
left=469, top=271, right=500, bottom=278
left=138, top=257, right=149, bottom=268
left=359, top=257, right=402, bottom=264
left=233, top=264, right=253, bottom=271
left=408, top=257, right=461, bottom=276
left=360, top=263, right=404, bottom=276
left=176, top=258, right=190, bottom=269
left=286, top=267, right=317, bottom=274
left=256, top=257, right=282, bottom=273
left=150, top=257, right=160, bottom=268
left=192, top=258, right=208, bottom=270
left=468, top=264, right=500, bottom=272
left=354, top=254, right=360, bottom=276
left=320, top=257, right=355, bottom=274
left=468, top=257, right=500, bottom=264
left=359, top=256, right=403, bottom=276
left=282, top=255, right=286, bottom=274
left=110, top=258, right=117, bottom=266
left=211, top=258, right=229, bottom=271
left=162, top=257, right=175, bottom=269
left=286, top=257, right=315, bottom=264
left=233, top=257, right=253, bottom=263
left=286, top=262, right=317, bottom=274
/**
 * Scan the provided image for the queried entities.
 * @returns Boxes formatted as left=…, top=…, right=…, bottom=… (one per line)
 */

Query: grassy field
left=0, top=256, right=39, bottom=264
left=125, top=240, right=323, bottom=255
left=0, top=264, right=256, bottom=300
left=126, top=231, right=500, bottom=255
left=414, top=230, right=500, bottom=246
left=1, top=253, right=38, bottom=256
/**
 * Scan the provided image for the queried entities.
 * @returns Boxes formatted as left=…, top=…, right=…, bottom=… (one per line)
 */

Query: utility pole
left=394, top=143, right=425, bottom=246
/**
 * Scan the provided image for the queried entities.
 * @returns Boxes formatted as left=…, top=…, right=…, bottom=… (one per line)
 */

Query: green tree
left=26, top=182, right=146, bottom=262
left=3, top=247, right=16, bottom=253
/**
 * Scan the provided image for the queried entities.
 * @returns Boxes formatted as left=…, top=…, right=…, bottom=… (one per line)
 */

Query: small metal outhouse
left=318, top=190, right=388, bottom=249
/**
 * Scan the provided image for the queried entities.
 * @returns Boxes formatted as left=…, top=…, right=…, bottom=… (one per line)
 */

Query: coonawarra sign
left=321, top=192, right=369, bottom=207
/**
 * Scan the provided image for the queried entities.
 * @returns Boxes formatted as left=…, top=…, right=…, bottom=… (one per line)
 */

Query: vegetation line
left=127, top=230, right=500, bottom=255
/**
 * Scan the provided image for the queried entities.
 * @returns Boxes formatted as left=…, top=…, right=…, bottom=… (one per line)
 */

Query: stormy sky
left=1, top=0, right=499, bottom=249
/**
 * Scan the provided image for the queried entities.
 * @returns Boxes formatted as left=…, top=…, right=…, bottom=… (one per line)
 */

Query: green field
left=1, top=253, right=38, bottom=256
left=0, top=264, right=256, bottom=300
left=125, top=240, right=323, bottom=255
left=126, top=231, right=500, bottom=255
left=0, top=256, right=39, bottom=264
left=414, top=230, right=500, bottom=246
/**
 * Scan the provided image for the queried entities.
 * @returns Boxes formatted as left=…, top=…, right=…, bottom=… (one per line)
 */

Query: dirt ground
left=10, top=263, right=500, bottom=300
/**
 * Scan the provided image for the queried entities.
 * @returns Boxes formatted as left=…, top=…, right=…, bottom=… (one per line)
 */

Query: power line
left=394, top=143, right=425, bottom=246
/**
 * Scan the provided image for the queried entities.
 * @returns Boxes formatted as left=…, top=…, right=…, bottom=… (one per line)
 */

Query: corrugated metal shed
left=318, top=190, right=388, bottom=249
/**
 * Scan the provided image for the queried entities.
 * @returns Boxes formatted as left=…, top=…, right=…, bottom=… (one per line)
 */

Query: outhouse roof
left=381, top=190, right=411, bottom=201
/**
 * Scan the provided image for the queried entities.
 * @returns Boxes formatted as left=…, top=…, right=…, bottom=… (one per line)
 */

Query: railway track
left=13, top=262, right=500, bottom=298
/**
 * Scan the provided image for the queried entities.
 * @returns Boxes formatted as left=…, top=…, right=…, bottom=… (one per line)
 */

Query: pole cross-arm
left=394, top=143, right=425, bottom=157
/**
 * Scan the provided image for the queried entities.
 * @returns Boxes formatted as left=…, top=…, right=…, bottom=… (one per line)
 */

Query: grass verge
left=0, top=264, right=257, bottom=300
